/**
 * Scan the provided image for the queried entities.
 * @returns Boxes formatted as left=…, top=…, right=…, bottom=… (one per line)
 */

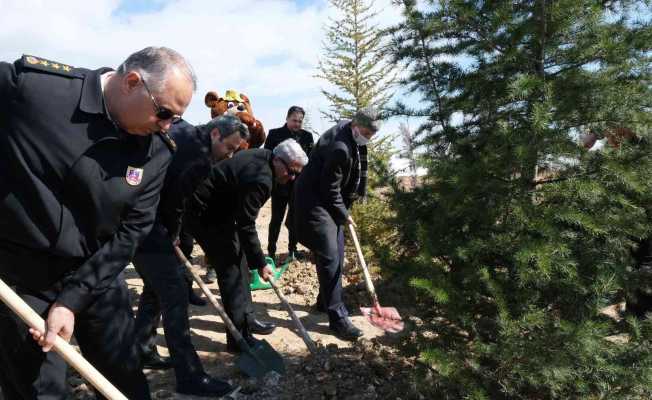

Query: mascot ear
left=239, top=93, right=254, bottom=114
left=205, top=91, right=221, bottom=108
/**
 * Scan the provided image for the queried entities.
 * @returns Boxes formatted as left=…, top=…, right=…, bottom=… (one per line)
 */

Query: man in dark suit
left=0, top=47, right=194, bottom=399
left=185, top=139, right=308, bottom=351
left=293, top=107, right=381, bottom=341
left=132, top=115, right=246, bottom=397
left=264, top=106, right=314, bottom=262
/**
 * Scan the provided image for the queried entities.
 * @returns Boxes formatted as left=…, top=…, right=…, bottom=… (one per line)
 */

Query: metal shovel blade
left=360, top=304, right=405, bottom=333
left=235, top=338, right=286, bottom=378
left=347, top=224, right=405, bottom=334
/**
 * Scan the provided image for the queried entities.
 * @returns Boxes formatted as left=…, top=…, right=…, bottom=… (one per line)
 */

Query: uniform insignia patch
left=21, top=55, right=77, bottom=77
left=125, top=166, right=144, bottom=186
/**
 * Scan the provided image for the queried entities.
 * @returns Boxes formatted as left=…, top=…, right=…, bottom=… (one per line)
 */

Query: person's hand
left=347, top=215, right=356, bottom=227
left=173, top=236, right=180, bottom=247
left=28, top=302, right=75, bottom=352
left=258, top=265, right=274, bottom=282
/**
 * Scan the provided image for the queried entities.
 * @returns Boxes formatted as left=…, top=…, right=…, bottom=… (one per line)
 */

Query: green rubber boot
left=249, top=257, right=290, bottom=291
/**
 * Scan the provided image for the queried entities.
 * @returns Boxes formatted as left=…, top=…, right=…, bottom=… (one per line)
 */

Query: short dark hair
left=205, top=115, right=249, bottom=141
left=286, top=106, right=305, bottom=118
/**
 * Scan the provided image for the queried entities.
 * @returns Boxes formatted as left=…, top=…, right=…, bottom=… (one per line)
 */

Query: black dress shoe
left=203, top=268, right=217, bottom=284
left=226, top=332, right=263, bottom=353
left=288, top=249, right=306, bottom=261
left=312, top=300, right=327, bottom=313
left=188, top=289, right=207, bottom=307
left=247, top=318, right=276, bottom=335
left=141, top=351, right=173, bottom=370
left=329, top=317, right=363, bottom=341
left=177, top=374, right=240, bottom=398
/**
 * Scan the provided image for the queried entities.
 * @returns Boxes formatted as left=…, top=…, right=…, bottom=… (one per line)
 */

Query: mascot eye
left=227, top=102, right=236, bottom=109
left=237, top=104, right=246, bottom=111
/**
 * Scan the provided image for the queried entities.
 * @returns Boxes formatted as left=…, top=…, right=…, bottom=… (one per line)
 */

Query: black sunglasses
left=279, top=157, right=300, bottom=178
left=141, top=78, right=181, bottom=122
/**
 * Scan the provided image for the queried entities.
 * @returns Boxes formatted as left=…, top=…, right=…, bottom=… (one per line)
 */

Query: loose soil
left=2, top=200, right=427, bottom=399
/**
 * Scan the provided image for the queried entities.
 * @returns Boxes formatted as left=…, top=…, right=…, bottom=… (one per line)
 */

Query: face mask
left=353, top=127, right=370, bottom=146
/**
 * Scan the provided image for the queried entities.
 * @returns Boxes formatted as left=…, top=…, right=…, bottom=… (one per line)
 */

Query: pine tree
left=316, top=0, right=396, bottom=121
left=385, top=1, right=652, bottom=398
left=399, top=121, right=419, bottom=188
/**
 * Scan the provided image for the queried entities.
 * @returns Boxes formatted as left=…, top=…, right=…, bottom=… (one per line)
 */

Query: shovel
left=347, top=224, right=404, bottom=333
left=174, top=246, right=285, bottom=378
left=0, top=278, right=127, bottom=400
left=267, top=277, right=318, bottom=354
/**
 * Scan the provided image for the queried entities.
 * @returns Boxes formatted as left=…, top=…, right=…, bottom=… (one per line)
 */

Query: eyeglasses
left=278, top=157, right=300, bottom=178
left=141, top=78, right=181, bottom=122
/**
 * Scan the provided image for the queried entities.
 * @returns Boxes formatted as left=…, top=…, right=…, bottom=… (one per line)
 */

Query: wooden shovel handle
left=267, top=278, right=318, bottom=354
left=0, top=278, right=127, bottom=400
left=347, top=223, right=380, bottom=306
left=173, top=246, right=245, bottom=343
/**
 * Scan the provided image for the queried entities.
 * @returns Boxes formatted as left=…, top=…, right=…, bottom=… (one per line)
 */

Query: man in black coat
left=293, top=108, right=381, bottom=341
left=184, top=140, right=308, bottom=351
left=0, top=47, right=195, bottom=400
left=264, top=106, right=314, bottom=262
left=131, top=115, right=247, bottom=397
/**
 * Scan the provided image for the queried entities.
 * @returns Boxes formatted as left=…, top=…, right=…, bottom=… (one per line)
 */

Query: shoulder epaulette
left=20, top=55, right=80, bottom=78
left=158, top=132, right=177, bottom=152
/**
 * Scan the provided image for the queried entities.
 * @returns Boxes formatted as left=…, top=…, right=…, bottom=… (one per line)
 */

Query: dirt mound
left=2, top=200, right=424, bottom=400
left=235, top=338, right=420, bottom=400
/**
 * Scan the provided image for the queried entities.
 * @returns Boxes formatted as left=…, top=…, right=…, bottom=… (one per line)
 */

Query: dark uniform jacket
left=294, top=120, right=362, bottom=228
left=139, top=119, right=212, bottom=252
left=0, top=55, right=174, bottom=312
left=264, top=124, right=314, bottom=196
left=187, top=148, right=274, bottom=270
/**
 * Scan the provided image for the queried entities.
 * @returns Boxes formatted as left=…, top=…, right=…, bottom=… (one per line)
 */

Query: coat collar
left=79, top=67, right=154, bottom=160
left=79, top=67, right=114, bottom=115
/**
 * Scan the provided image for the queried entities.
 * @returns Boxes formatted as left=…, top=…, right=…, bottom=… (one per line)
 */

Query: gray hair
left=117, top=46, right=197, bottom=93
left=205, top=114, right=250, bottom=141
left=353, top=106, right=382, bottom=133
left=273, top=139, right=308, bottom=166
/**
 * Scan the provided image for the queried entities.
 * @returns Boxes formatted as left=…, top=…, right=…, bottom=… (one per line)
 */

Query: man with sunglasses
left=293, top=107, right=381, bottom=341
left=0, top=47, right=194, bottom=399
left=184, top=139, right=308, bottom=352
left=264, top=106, right=314, bottom=263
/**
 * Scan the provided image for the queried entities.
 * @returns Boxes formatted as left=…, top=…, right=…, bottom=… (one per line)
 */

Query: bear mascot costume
left=205, top=89, right=266, bottom=149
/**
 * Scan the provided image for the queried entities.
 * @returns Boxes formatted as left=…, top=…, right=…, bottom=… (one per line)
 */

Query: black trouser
left=178, top=224, right=194, bottom=260
left=0, top=273, right=150, bottom=400
left=297, top=220, right=348, bottom=323
left=185, top=217, right=254, bottom=334
left=177, top=223, right=200, bottom=292
left=132, top=225, right=204, bottom=383
left=267, top=188, right=298, bottom=256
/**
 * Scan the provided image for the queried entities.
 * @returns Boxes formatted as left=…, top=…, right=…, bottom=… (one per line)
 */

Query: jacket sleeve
left=187, top=161, right=226, bottom=218
left=264, top=130, right=279, bottom=151
left=303, top=131, right=315, bottom=157
left=56, top=156, right=171, bottom=313
left=236, top=182, right=269, bottom=270
left=319, top=145, right=350, bottom=225
left=159, top=159, right=211, bottom=240
left=0, top=61, right=19, bottom=120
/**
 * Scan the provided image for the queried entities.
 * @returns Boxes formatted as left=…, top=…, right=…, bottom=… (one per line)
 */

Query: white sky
left=0, top=0, right=424, bottom=173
